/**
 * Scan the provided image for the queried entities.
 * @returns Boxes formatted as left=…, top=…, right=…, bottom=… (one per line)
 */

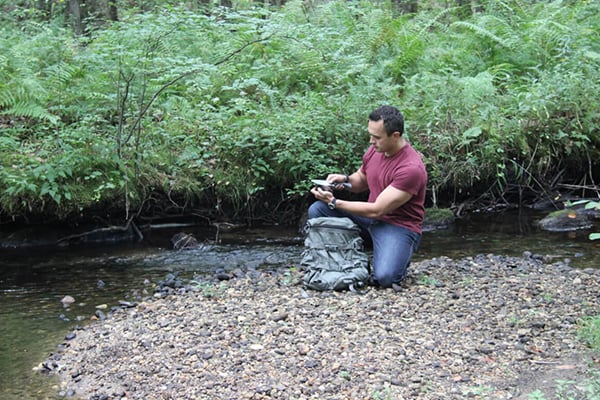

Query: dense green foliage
left=0, top=0, right=598, bottom=223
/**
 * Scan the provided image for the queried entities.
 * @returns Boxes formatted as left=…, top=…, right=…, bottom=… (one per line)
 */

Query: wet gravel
left=43, top=254, right=600, bottom=399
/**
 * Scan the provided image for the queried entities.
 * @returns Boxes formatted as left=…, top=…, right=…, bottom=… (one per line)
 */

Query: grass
left=189, top=280, right=227, bottom=299
left=417, top=274, right=441, bottom=286
left=580, top=316, right=600, bottom=352
left=371, top=386, right=392, bottom=400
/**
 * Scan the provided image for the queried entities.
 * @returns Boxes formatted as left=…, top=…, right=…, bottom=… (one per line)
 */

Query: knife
left=311, top=179, right=352, bottom=189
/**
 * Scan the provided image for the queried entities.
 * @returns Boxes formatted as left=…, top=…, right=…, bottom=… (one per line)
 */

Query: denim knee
left=372, top=270, right=398, bottom=288
left=308, top=201, right=329, bottom=219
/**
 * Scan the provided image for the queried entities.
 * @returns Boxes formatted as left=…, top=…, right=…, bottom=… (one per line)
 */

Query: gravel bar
left=44, top=254, right=600, bottom=399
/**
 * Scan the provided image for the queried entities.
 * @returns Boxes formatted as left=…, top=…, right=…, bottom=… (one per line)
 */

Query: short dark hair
left=368, top=105, right=404, bottom=136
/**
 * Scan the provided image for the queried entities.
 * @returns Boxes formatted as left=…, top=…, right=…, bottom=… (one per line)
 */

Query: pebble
left=43, top=254, right=600, bottom=400
left=61, top=295, right=75, bottom=306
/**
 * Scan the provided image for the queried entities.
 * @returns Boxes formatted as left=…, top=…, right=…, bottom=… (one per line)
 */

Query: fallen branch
left=56, top=216, right=142, bottom=244
left=556, top=183, right=599, bottom=192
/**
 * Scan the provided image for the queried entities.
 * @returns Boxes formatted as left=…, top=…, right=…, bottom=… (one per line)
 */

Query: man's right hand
left=326, top=173, right=351, bottom=190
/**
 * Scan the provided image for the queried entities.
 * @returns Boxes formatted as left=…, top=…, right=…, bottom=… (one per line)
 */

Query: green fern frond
left=493, top=0, right=516, bottom=15
left=2, top=102, right=59, bottom=123
left=451, top=21, right=511, bottom=48
left=0, top=87, right=16, bottom=108
left=18, top=77, right=48, bottom=100
left=44, top=62, right=80, bottom=85
left=530, top=18, right=570, bottom=45
left=584, top=51, right=600, bottom=62
left=418, top=7, right=457, bottom=37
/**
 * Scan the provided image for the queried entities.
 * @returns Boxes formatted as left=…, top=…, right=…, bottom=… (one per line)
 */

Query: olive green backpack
left=300, top=217, right=370, bottom=291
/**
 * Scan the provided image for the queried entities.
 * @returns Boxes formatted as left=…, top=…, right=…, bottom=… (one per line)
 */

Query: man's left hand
left=311, top=187, right=334, bottom=204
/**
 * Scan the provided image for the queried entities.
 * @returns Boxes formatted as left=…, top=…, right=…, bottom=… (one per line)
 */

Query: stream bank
left=43, top=254, right=600, bottom=399
left=2, top=208, right=599, bottom=399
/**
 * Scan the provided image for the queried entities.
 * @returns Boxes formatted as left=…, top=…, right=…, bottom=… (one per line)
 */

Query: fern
left=44, top=62, right=80, bottom=86
left=2, top=102, right=59, bottom=123
left=584, top=51, right=600, bottom=62
left=0, top=86, right=16, bottom=109
left=417, top=7, right=458, bottom=37
left=0, top=24, right=64, bottom=124
left=0, top=0, right=598, bottom=220
left=451, top=21, right=512, bottom=48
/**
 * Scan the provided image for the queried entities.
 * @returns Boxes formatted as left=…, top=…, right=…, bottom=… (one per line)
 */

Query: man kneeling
left=308, top=105, right=427, bottom=289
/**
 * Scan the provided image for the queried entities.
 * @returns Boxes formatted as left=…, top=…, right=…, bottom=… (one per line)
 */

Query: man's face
left=368, top=119, right=394, bottom=153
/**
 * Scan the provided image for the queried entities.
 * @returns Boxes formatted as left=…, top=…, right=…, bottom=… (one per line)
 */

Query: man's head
left=368, top=105, right=404, bottom=137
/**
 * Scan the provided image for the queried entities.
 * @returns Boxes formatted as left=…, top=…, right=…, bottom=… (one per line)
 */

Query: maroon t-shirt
left=359, top=143, right=427, bottom=234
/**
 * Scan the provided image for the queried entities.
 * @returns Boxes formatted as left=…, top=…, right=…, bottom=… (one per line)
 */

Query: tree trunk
left=36, top=0, right=53, bottom=19
left=392, top=0, right=418, bottom=14
left=69, top=0, right=84, bottom=35
left=108, top=0, right=118, bottom=21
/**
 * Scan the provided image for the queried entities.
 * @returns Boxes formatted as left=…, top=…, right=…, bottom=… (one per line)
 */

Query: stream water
left=1, top=209, right=598, bottom=399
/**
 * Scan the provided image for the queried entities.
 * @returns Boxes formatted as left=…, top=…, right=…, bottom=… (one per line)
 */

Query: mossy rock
left=538, top=206, right=599, bottom=232
left=423, top=208, right=455, bottom=232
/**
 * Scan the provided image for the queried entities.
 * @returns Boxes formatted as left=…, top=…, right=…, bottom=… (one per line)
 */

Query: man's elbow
left=368, top=209, right=387, bottom=219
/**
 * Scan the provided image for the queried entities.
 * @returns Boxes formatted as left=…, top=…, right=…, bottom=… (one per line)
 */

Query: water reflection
left=417, top=210, right=596, bottom=264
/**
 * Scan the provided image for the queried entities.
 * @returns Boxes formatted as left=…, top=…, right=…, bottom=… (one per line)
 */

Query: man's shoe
left=349, top=282, right=368, bottom=295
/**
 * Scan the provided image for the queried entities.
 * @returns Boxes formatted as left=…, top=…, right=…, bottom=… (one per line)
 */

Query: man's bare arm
left=326, top=170, right=368, bottom=193
left=311, top=184, right=412, bottom=219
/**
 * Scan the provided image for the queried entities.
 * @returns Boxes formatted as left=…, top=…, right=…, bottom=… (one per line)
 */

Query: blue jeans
left=307, top=201, right=421, bottom=288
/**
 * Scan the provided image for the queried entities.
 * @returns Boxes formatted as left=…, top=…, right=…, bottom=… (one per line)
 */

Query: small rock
left=272, top=312, right=288, bottom=322
left=61, top=295, right=75, bottom=306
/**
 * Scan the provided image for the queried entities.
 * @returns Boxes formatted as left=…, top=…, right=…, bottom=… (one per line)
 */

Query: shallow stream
left=1, top=209, right=598, bottom=399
